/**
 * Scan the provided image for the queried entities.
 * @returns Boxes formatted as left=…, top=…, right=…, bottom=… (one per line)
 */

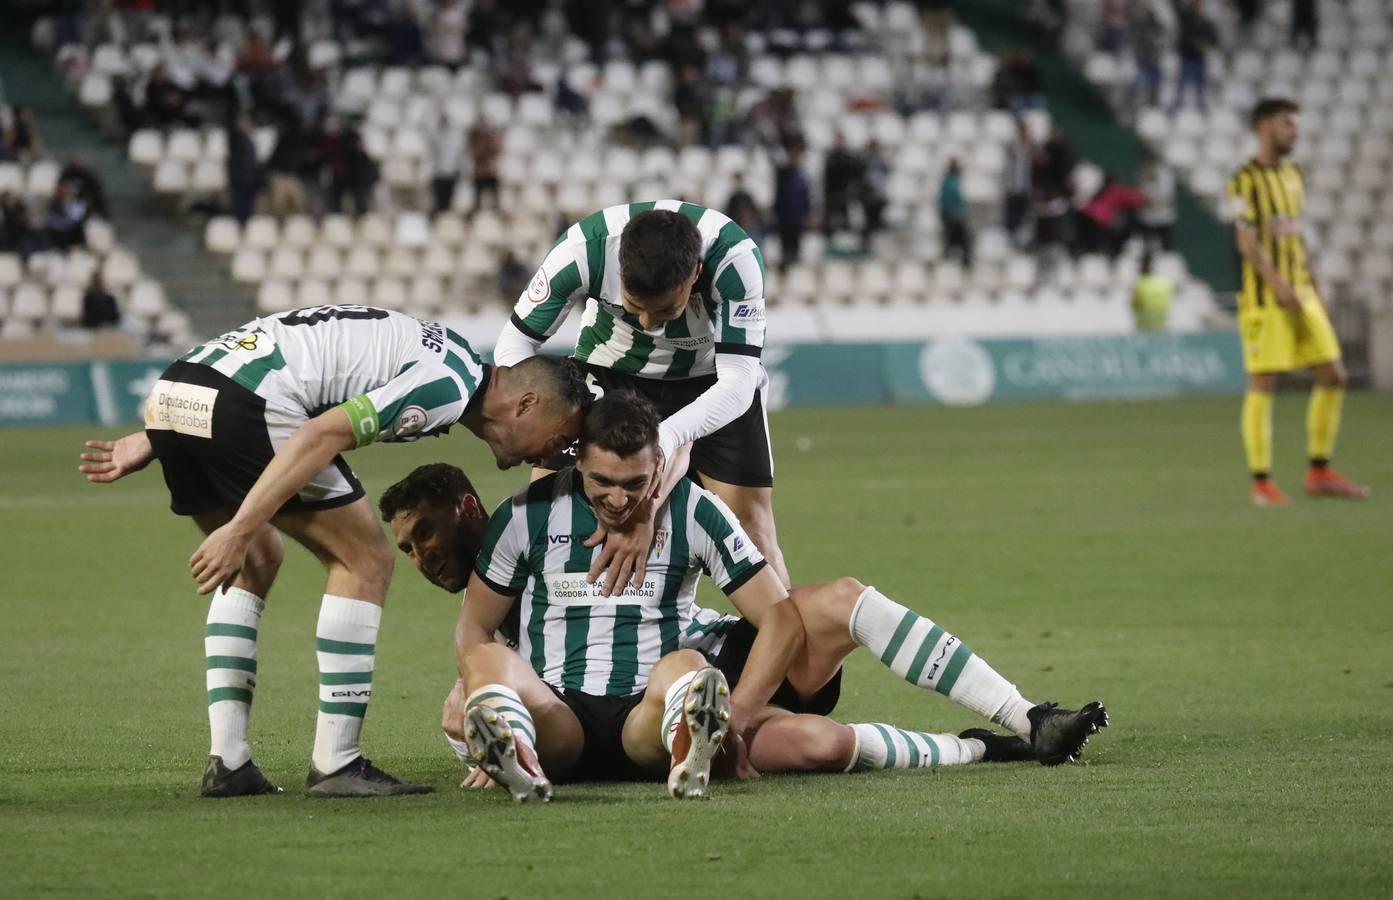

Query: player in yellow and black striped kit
left=1225, top=97, right=1368, bottom=506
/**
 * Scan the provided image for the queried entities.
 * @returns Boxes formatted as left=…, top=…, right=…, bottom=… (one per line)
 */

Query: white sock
left=205, top=587, right=265, bottom=770
left=847, top=723, right=985, bottom=770
left=849, top=586, right=1036, bottom=737
left=444, top=733, right=474, bottom=766
left=466, top=684, right=537, bottom=749
left=660, top=670, right=700, bottom=755
left=312, top=595, right=381, bottom=774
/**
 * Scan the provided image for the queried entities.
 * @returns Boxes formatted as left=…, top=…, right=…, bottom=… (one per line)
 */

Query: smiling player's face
left=389, top=497, right=488, bottom=593
left=577, top=445, right=659, bottom=530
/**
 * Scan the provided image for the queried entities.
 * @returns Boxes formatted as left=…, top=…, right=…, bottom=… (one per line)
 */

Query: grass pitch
left=3, top=395, right=1391, bottom=899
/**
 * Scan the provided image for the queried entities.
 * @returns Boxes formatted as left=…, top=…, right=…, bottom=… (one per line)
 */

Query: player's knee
left=791, top=718, right=855, bottom=771
left=658, top=648, right=708, bottom=676
left=244, top=530, right=285, bottom=581
left=829, top=577, right=866, bottom=605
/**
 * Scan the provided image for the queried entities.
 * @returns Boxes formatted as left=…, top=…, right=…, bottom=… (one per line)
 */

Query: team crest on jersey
left=395, top=405, right=428, bottom=437
left=653, top=529, right=669, bottom=557
left=527, top=270, right=550, bottom=303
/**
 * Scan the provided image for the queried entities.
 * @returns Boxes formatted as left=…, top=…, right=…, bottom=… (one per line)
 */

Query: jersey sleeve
left=509, top=237, right=586, bottom=342
left=338, top=355, right=477, bottom=446
left=1226, top=167, right=1258, bottom=226
left=687, top=489, right=767, bottom=595
left=708, top=240, right=767, bottom=358
left=472, top=495, right=532, bottom=597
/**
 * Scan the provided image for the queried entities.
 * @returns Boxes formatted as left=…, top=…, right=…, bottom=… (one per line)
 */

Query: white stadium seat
left=205, top=217, right=240, bottom=255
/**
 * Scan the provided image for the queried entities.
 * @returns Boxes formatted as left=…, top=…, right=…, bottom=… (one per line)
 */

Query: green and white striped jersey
left=176, top=305, right=486, bottom=446
left=508, top=200, right=766, bottom=380
left=473, top=469, right=766, bottom=696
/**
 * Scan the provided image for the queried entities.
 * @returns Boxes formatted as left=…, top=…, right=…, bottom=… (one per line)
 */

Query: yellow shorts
left=1239, top=286, right=1341, bottom=374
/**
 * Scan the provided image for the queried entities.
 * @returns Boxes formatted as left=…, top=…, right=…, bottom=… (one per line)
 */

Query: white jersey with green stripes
left=473, top=469, right=766, bottom=696
left=510, top=200, right=766, bottom=380
left=176, top=305, right=486, bottom=446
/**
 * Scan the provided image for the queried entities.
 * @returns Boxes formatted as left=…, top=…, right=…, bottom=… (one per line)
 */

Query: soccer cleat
left=958, top=728, right=1035, bottom=763
left=667, top=667, right=731, bottom=800
left=305, top=756, right=434, bottom=797
left=1251, top=479, right=1291, bottom=507
left=1305, top=468, right=1370, bottom=500
left=461, top=705, right=552, bottom=804
left=1027, top=701, right=1109, bottom=767
left=200, top=755, right=284, bottom=797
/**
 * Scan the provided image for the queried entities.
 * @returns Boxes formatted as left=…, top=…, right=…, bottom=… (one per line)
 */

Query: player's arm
left=454, top=571, right=518, bottom=686
left=79, top=430, right=154, bottom=483
left=725, top=566, right=805, bottom=726
left=1235, top=223, right=1300, bottom=312
left=494, top=239, right=584, bottom=366
left=190, top=406, right=358, bottom=593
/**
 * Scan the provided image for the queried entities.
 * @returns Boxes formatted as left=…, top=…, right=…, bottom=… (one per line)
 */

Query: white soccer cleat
left=666, top=667, right=731, bottom=800
left=462, top=704, right=553, bottom=804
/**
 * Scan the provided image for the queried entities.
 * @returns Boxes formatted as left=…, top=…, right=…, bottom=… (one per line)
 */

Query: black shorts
left=145, top=361, right=364, bottom=517
left=710, top=618, right=842, bottom=717
left=544, top=684, right=655, bottom=783
left=544, top=363, right=774, bottom=488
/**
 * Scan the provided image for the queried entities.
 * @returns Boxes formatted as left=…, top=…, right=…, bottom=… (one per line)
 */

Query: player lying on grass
left=380, top=394, right=1107, bottom=801
left=79, top=304, right=590, bottom=798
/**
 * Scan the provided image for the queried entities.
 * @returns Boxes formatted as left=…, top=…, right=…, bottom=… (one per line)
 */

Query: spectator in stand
left=1032, top=125, right=1077, bottom=255
left=1095, top=0, right=1128, bottom=55
left=432, top=0, right=468, bottom=68
left=1171, top=0, right=1218, bottom=114
left=991, top=51, right=1044, bottom=112
left=861, top=139, right=890, bottom=252
left=726, top=173, right=762, bottom=245
left=1131, top=252, right=1174, bottom=332
left=1, top=192, right=52, bottom=257
left=431, top=123, right=465, bottom=215
left=496, top=22, right=542, bottom=96
left=939, top=158, right=973, bottom=268
left=497, top=249, right=530, bottom=304
left=2, top=105, right=43, bottom=162
left=1235, top=0, right=1261, bottom=45
left=82, top=270, right=122, bottom=330
left=264, top=122, right=308, bottom=219
left=385, top=5, right=426, bottom=66
left=60, top=157, right=109, bottom=220
left=226, top=110, right=261, bottom=224
left=43, top=178, right=89, bottom=251
left=746, top=87, right=801, bottom=150
left=673, top=64, right=709, bottom=146
left=555, top=73, right=589, bottom=125
left=1124, top=5, right=1165, bottom=113
left=1075, top=173, right=1147, bottom=258
left=773, top=141, right=811, bottom=275
left=467, top=119, right=503, bottom=215
left=1137, top=153, right=1177, bottom=251
left=467, top=0, right=502, bottom=59
left=1003, top=116, right=1034, bottom=245
left=328, top=129, right=379, bottom=216
left=1291, top=0, right=1318, bottom=51
left=823, top=132, right=863, bottom=237
left=145, top=64, right=192, bottom=128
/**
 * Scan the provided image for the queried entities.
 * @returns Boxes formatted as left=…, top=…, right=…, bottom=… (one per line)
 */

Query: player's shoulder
left=1228, top=159, right=1260, bottom=183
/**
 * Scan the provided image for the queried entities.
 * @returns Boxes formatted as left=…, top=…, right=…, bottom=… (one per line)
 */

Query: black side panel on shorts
left=711, top=619, right=841, bottom=716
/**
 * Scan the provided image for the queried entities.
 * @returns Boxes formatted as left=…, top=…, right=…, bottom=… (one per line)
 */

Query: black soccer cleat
left=1027, top=701, right=1109, bottom=766
left=200, top=755, right=284, bottom=798
left=959, top=728, right=1036, bottom=763
left=305, top=756, right=435, bottom=797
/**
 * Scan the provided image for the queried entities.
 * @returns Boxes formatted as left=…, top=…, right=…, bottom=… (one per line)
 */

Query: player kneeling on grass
left=381, top=397, right=1107, bottom=801
left=79, top=305, right=589, bottom=798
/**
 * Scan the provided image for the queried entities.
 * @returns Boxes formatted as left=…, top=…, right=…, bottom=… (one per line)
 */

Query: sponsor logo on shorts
left=395, top=405, right=428, bottom=437
left=527, top=270, right=550, bottom=303
left=144, top=379, right=217, bottom=438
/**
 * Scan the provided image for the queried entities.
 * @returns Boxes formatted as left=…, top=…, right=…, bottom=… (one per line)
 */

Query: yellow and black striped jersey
left=1226, top=160, right=1312, bottom=308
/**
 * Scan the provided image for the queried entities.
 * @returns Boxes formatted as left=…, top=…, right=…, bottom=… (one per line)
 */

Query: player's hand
left=190, top=522, right=253, bottom=595
left=460, top=766, right=498, bottom=790
left=1274, top=281, right=1302, bottom=312
left=584, top=502, right=656, bottom=598
left=724, top=723, right=760, bottom=782
left=78, top=432, right=154, bottom=483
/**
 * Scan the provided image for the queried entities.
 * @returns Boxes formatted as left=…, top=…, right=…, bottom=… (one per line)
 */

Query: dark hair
left=579, top=392, right=660, bottom=459
left=379, top=463, right=480, bottom=523
left=618, top=209, right=703, bottom=299
left=511, top=355, right=593, bottom=415
left=1251, top=97, right=1299, bottom=128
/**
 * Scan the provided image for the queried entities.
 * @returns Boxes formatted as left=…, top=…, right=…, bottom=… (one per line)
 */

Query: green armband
left=340, top=395, right=381, bottom=447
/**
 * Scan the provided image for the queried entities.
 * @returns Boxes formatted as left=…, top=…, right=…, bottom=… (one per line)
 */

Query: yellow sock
left=1306, top=386, right=1343, bottom=463
left=1241, top=391, right=1274, bottom=475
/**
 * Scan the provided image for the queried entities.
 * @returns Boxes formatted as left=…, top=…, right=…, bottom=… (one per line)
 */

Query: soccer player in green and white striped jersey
left=494, top=200, right=790, bottom=598
left=79, top=305, right=592, bottom=798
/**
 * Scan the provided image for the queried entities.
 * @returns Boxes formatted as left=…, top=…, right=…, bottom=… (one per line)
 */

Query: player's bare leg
left=1244, top=372, right=1289, bottom=506
left=276, top=499, right=432, bottom=796
left=697, top=474, right=790, bottom=587
left=192, top=510, right=285, bottom=798
left=620, top=649, right=711, bottom=776
left=1304, top=361, right=1368, bottom=499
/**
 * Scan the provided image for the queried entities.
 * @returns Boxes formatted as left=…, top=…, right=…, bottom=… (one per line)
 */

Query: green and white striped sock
left=660, top=670, right=700, bottom=754
left=849, top=587, right=1035, bottom=737
left=204, top=586, right=264, bottom=770
left=312, top=595, right=380, bottom=774
left=847, top=723, right=985, bottom=770
left=465, top=685, right=537, bottom=749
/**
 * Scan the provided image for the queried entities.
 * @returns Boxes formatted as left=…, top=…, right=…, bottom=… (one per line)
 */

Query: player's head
left=1251, top=97, right=1300, bottom=156
left=483, top=355, right=591, bottom=469
left=618, top=209, right=703, bottom=330
left=379, top=463, right=487, bottom=593
left=575, top=391, right=662, bottom=529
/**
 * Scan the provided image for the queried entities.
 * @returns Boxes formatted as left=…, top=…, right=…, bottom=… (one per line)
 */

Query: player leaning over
left=1228, top=98, right=1369, bottom=506
left=495, top=200, right=788, bottom=594
left=380, top=395, right=1107, bottom=802
left=79, top=305, right=590, bottom=797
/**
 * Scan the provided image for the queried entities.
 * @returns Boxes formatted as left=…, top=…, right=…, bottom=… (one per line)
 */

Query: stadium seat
left=79, top=73, right=113, bottom=108
left=242, top=216, right=279, bottom=251
left=101, top=250, right=140, bottom=288
left=373, top=278, right=407, bottom=310
left=0, top=317, right=37, bottom=340
left=25, top=160, right=60, bottom=198
left=343, top=248, right=379, bottom=280
left=84, top=218, right=114, bottom=255
left=152, top=159, right=189, bottom=195
left=0, top=163, right=22, bottom=195
left=305, top=247, right=342, bottom=280
left=166, top=129, right=202, bottom=164
left=296, top=279, right=332, bottom=308
left=10, top=283, right=48, bottom=323
left=281, top=215, right=318, bottom=249
left=127, top=280, right=167, bottom=319
left=205, top=217, right=240, bottom=255
left=407, top=275, right=444, bottom=315
left=0, top=253, right=23, bottom=289
left=334, top=278, right=370, bottom=306
left=50, top=285, right=83, bottom=324
left=319, top=215, right=355, bottom=249
left=357, top=215, right=393, bottom=247
left=268, top=249, right=305, bottom=281
left=231, top=249, right=267, bottom=284
left=128, top=130, right=163, bottom=167
left=382, top=247, right=418, bottom=278
left=256, top=280, right=293, bottom=313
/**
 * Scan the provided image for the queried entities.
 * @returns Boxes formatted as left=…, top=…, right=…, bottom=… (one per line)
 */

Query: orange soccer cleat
left=1305, top=467, right=1371, bottom=500
left=1251, top=479, right=1291, bottom=507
